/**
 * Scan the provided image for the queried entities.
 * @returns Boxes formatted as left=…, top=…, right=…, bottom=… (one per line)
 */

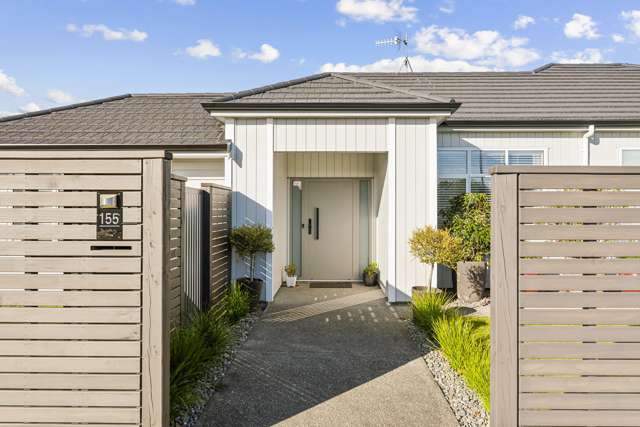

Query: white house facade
left=3, top=63, right=640, bottom=303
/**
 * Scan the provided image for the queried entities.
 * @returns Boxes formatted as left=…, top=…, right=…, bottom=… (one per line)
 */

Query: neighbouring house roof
left=206, top=63, right=640, bottom=124
left=0, top=93, right=229, bottom=147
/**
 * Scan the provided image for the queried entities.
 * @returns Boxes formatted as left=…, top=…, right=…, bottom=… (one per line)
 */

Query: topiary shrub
left=230, top=224, right=275, bottom=281
left=409, top=226, right=464, bottom=287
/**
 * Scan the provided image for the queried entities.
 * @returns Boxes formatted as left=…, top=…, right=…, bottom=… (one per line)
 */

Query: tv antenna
left=375, top=33, right=413, bottom=72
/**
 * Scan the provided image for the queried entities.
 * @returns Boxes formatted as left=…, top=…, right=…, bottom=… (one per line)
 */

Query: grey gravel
left=408, top=322, right=489, bottom=427
left=172, top=310, right=262, bottom=427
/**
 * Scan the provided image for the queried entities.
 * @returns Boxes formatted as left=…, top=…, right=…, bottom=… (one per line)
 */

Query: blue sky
left=1, top=0, right=640, bottom=115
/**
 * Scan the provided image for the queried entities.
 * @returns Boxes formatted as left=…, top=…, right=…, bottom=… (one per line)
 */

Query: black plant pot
left=237, top=277, right=263, bottom=308
left=363, top=271, right=379, bottom=287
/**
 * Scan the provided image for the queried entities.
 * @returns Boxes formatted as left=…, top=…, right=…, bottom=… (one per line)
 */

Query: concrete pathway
left=197, top=283, right=458, bottom=427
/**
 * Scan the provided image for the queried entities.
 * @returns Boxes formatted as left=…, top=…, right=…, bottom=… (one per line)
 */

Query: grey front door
left=301, top=179, right=359, bottom=280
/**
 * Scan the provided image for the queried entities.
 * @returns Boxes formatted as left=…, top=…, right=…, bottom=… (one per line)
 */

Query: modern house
left=2, top=63, right=640, bottom=302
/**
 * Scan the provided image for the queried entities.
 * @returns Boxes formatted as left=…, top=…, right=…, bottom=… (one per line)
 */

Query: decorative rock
left=407, top=322, right=489, bottom=427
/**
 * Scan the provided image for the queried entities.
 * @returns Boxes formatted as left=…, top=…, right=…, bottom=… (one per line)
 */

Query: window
left=621, top=149, right=640, bottom=166
left=438, top=149, right=544, bottom=213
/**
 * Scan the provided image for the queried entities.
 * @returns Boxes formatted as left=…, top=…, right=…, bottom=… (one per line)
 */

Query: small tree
left=230, top=224, right=275, bottom=281
left=440, top=193, right=491, bottom=262
left=409, top=226, right=463, bottom=288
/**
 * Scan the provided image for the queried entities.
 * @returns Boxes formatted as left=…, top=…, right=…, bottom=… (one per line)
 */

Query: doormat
left=309, top=282, right=353, bottom=289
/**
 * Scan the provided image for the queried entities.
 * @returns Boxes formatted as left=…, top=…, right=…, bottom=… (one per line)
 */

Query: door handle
left=314, top=207, right=319, bottom=240
left=308, top=218, right=312, bottom=235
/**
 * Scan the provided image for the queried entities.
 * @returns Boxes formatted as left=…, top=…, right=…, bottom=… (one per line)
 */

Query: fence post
left=141, top=158, right=170, bottom=426
left=490, top=171, right=519, bottom=427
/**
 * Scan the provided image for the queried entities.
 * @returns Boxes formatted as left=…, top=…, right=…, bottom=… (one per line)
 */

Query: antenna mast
left=375, top=33, right=413, bottom=72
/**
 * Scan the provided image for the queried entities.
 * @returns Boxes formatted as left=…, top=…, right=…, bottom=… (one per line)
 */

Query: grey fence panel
left=182, top=186, right=207, bottom=319
left=491, top=166, right=640, bottom=427
left=168, top=175, right=185, bottom=329
left=203, top=183, right=232, bottom=319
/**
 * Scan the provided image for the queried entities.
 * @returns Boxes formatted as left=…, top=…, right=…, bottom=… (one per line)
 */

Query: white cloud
left=439, top=0, right=454, bottom=14
left=66, top=23, right=148, bottom=42
left=185, top=39, right=222, bottom=59
left=19, top=102, right=41, bottom=113
left=320, top=55, right=490, bottom=72
left=414, top=25, right=539, bottom=68
left=0, top=111, right=16, bottom=118
left=564, top=13, right=599, bottom=39
left=47, top=89, right=73, bottom=104
left=621, top=10, right=640, bottom=37
left=551, top=48, right=605, bottom=64
left=514, top=15, right=535, bottom=30
left=0, top=70, right=25, bottom=96
left=174, top=0, right=195, bottom=5
left=612, top=33, right=625, bottom=43
left=234, top=44, right=280, bottom=63
left=336, top=0, right=417, bottom=23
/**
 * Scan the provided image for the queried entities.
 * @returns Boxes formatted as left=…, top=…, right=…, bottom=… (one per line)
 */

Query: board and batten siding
left=590, top=131, right=640, bottom=165
left=394, top=118, right=438, bottom=302
left=274, top=119, right=387, bottom=152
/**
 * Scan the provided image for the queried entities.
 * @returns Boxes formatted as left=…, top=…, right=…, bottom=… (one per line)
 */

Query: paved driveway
left=197, top=283, right=458, bottom=427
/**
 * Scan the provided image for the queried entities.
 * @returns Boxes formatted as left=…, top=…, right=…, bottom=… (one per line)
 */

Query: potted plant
left=409, top=226, right=463, bottom=296
left=441, top=193, right=491, bottom=303
left=229, top=224, right=275, bottom=306
left=362, top=261, right=379, bottom=287
left=285, top=264, right=297, bottom=288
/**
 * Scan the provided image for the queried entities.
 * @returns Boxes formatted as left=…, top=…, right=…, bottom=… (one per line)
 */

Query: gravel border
left=172, top=309, right=262, bottom=427
left=408, top=322, right=489, bottom=427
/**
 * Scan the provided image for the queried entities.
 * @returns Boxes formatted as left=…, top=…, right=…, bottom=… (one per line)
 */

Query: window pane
left=438, top=178, right=467, bottom=214
left=470, top=150, right=505, bottom=174
left=509, top=150, right=544, bottom=165
left=471, top=177, right=492, bottom=194
left=438, top=151, right=467, bottom=175
left=622, top=150, right=640, bottom=166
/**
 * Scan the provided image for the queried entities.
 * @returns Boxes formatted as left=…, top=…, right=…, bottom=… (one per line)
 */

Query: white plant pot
left=286, top=276, right=297, bottom=288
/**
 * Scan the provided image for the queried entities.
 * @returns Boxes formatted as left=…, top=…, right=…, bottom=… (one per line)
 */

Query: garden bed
left=409, top=291, right=490, bottom=427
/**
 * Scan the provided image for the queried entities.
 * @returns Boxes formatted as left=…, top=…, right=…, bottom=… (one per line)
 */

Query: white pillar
left=265, top=118, right=275, bottom=301
left=387, top=118, right=397, bottom=302
left=427, top=118, right=439, bottom=287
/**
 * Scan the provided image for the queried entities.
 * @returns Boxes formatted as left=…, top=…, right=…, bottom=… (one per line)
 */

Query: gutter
left=583, top=124, right=595, bottom=166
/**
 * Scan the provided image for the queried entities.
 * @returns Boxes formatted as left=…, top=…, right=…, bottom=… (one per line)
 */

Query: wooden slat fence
left=182, top=186, right=208, bottom=319
left=202, top=183, right=232, bottom=319
left=168, top=174, right=185, bottom=329
left=491, top=166, right=640, bottom=427
left=0, top=150, right=170, bottom=426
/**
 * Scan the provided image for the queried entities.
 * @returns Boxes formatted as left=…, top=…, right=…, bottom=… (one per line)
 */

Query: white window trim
left=618, top=147, right=640, bottom=166
left=438, top=147, right=548, bottom=192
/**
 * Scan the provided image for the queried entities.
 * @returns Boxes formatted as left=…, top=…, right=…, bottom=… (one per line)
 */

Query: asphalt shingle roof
left=0, top=93, right=229, bottom=146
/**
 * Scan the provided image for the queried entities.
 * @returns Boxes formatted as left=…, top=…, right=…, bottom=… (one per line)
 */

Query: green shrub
left=434, top=315, right=491, bottom=411
left=409, top=226, right=464, bottom=287
left=225, top=281, right=251, bottom=323
left=230, top=225, right=275, bottom=280
left=363, top=261, right=379, bottom=278
left=170, top=309, right=230, bottom=420
left=285, top=263, right=297, bottom=277
left=411, top=290, right=455, bottom=340
left=440, top=193, right=491, bottom=262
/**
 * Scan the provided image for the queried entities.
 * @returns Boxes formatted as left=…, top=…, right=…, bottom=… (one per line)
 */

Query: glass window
left=438, top=178, right=466, bottom=212
left=470, top=177, right=492, bottom=194
left=509, top=150, right=544, bottom=165
left=470, top=150, right=505, bottom=174
left=438, top=151, right=467, bottom=175
left=622, top=150, right=640, bottom=166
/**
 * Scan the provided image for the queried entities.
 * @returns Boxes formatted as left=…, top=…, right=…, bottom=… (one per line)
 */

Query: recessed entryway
left=290, top=178, right=371, bottom=281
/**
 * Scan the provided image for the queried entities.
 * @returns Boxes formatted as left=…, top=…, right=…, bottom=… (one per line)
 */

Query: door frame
left=287, top=177, right=375, bottom=281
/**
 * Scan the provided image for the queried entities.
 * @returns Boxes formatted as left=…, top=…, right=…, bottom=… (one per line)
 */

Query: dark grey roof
left=209, top=63, right=640, bottom=124
left=211, top=73, right=452, bottom=104
left=0, top=93, right=229, bottom=146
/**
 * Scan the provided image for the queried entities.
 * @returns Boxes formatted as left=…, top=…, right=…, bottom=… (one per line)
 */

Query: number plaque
left=97, top=192, right=123, bottom=240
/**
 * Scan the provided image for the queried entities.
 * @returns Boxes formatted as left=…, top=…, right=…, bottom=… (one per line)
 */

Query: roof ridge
left=331, top=73, right=450, bottom=103
left=0, top=94, right=132, bottom=123
left=212, top=73, right=331, bottom=103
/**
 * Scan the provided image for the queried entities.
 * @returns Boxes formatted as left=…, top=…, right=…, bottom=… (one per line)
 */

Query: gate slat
left=520, top=275, right=640, bottom=291
left=519, top=410, right=640, bottom=426
left=520, top=241, right=640, bottom=257
left=0, top=257, right=140, bottom=273
left=520, top=359, right=640, bottom=375
left=520, top=376, right=640, bottom=393
left=520, top=174, right=640, bottom=189
left=520, top=207, right=640, bottom=223
left=520, top=292, right=640, bottom=308
left=0, top=341, right=140, bottom=357
left=520, top=342, right=640, bottom=358
left=0, top=307, right=140, bottom=323
left=520, top=224, right=640, bottom=240
left=0, top=274, right=140, bottom=290
left=0, top=290, right=141, bottom=307
left=519, top=325, right=640, bottom=342
left=0, top=159, right=141, bottom=174
left=520, top=393, right=640, bottom=410
left=0, top=356, right=140, bottom=373
left=520, top=308, right=640, bottom=325
left=0, top=324, right=140, bottom=340
left=519, top=190, right=640, bottom=207
left=0, top=373, right=140, bottom=390
left=0, top=407, right=139, bottom=424
left=0, top=207, right=141, bottom=223
left=0, top=390, right=140, bottom=406
left=0, top=191, right=141, bottom=207
left=0, top=175, right=141, bottom=190
left=0, top=224, right=141, bottom=239
left=0, top=241, right=141, bottom=256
